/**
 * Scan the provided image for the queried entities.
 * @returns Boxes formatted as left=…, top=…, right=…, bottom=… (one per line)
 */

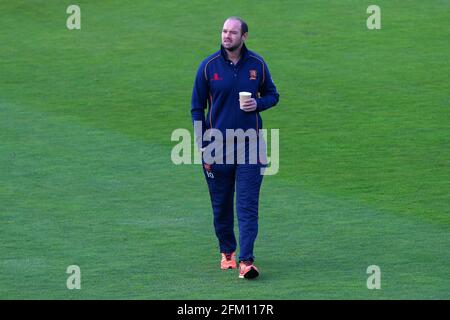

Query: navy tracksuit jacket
left=191, top=44, right=279, bottom=262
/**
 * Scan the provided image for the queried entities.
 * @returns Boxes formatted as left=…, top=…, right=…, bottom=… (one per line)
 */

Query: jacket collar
left=220, top=43, right=249, bottom=64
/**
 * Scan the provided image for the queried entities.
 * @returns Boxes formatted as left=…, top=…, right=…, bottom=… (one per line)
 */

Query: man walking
left=191, top=17, right=279, bottom=279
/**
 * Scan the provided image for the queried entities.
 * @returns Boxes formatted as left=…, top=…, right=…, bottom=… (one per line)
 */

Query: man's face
left=221, top=19, right=247, bottom=52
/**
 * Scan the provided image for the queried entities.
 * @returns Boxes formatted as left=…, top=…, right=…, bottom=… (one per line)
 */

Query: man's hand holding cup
left=239, top=92, right=257, bottom=112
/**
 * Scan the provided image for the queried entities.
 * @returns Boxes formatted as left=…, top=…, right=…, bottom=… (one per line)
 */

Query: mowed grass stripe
left=0, top=100, right=210, bottom=299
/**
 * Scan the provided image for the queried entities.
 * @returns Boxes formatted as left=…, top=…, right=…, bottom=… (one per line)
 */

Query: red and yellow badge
left=249, top=69, right=257, bottom=80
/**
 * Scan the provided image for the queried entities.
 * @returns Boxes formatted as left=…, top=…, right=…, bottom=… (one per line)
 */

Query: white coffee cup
left=239, top=92, right=252, bottom=109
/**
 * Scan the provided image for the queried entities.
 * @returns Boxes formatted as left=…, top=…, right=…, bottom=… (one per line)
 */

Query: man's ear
left=242, top=32, right=248, bottom=41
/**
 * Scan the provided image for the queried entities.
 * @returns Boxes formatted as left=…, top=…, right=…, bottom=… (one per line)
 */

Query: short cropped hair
left=225, top=16, right=248, bottom=35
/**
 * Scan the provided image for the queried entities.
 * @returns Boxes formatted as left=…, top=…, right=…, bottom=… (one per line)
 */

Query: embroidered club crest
left=249, top=69, right=257, bottom=80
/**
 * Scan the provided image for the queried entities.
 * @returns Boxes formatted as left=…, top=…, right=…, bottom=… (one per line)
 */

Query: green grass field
left=0, top=0, right=449, bottom=299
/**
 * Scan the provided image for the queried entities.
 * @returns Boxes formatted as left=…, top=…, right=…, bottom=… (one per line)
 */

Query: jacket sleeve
left=256, top=61, right=279, bottom=112
left=191, top=62, right=209, bottom=149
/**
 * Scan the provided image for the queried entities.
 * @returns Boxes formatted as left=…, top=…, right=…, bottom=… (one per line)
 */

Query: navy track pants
left=203, top=163, right=264, bottom=262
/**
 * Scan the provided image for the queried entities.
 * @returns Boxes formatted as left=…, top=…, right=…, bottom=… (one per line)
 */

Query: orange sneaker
left=239, top=260, right=259, bottom=279
left=221, top=252, right=237, bottom=269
